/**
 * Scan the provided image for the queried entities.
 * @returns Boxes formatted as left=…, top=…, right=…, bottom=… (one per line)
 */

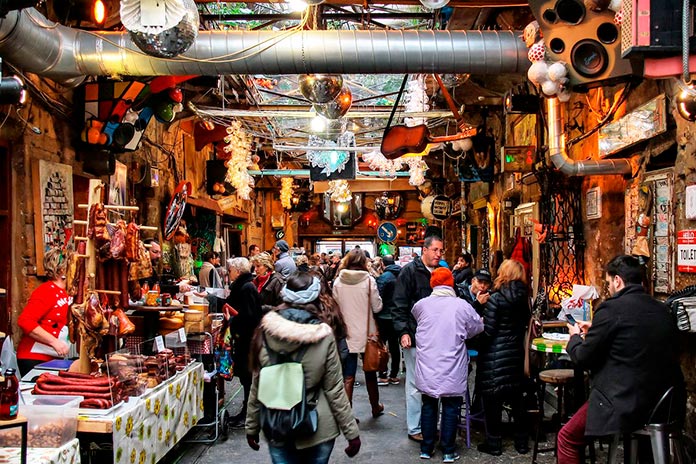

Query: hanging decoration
left=327, top=180, right=352, bottom=203
left=523, top=20, right=571, bottom=101
left=361, top=150, right=428, bottom=187
left=314, top=87, right=353, bottom=119
left=280, top=178, right=294, bottom=210
left=223, top=120, right=254, bottom=200
left=307, top=132, right=355, bottom=175
left=298, top=74, right=344, bottom=103
left=404, top=75, right=429, bottom=127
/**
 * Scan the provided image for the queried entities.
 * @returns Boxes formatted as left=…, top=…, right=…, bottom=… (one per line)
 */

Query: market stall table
left=0, top=437, right=79, bottom=464
left=76, top=362, right=204, bottom=464
left=531, top=336, right=586, bottom=413
left=0, top=416, right=27, bottom=464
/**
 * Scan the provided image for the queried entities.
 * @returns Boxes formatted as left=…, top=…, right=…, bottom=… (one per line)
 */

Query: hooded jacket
left=392, top=256, right=435, bottom=345
left=246, top=309, right=360, bottom=449
left=332, top=269, right=383, bottom=353
left=476, top=280, right=529, bottom=395
left=375, top=264, right=401, bottom=320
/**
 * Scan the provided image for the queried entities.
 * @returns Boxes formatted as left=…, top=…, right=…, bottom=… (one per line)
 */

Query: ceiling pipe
left=0, top=8, right=529, bottom=81
left=248, top=170, right=410, bottom=177
left=546, top=97, right=636, bottom=177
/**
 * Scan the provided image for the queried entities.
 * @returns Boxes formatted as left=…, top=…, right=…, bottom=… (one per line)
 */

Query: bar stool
left=459, top=349, right=486, bottom=448
left=607, top=386, right=687, bottom=464
left=532, top=368, right=575, bottom=463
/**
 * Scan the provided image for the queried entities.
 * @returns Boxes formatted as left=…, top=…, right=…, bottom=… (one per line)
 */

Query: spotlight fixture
left=52, top=0, right=108, bottom=26
left=676, top=83, right=696, bottom=122
left=0, top=76, right=26, bottom=105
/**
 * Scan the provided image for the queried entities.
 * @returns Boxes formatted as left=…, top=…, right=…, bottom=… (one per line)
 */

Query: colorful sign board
left=677, top=230, right=696, bottom=273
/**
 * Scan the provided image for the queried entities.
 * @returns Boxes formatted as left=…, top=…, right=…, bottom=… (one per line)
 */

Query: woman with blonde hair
left=476, top=259, right=530, bottom=456
left=250, top=252, right=284, bottom=310
left=332, top=248, right=384, bottom=418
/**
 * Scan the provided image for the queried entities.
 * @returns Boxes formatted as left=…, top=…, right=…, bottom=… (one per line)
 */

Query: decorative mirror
left=322, top=193, right=363, bottom=228
left=598, top=94, right=666, bottom=158
left=374, top=192, right=404, bottom=220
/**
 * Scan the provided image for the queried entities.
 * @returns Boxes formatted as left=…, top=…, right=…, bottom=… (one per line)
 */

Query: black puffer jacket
left=476, top=280, right=529, bottom=395
left=393, top=256, right=435, bottom=345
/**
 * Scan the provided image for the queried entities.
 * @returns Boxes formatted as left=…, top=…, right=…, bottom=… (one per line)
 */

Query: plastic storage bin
left=0, top=394, right=83, bottom=448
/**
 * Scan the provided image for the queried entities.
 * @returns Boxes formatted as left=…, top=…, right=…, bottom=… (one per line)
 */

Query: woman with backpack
left=332, top=248, right=384, bottom=419
left=246, top=272, right=361, bottom=463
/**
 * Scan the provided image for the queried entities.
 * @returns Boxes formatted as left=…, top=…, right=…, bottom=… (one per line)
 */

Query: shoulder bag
left=362, top=280, right=389, bottom=373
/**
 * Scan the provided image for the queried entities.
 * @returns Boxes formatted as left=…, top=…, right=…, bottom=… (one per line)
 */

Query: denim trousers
left=268, top=439, right=336, bottom=464
left=376, top=317, right=401, bottom=379
left=403, top=347, right=422, bottom=435
left=421, top=395, right=463, bottom=455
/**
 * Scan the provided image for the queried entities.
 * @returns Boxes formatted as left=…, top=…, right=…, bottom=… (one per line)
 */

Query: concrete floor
left=163, top=372, right=620, bottom=464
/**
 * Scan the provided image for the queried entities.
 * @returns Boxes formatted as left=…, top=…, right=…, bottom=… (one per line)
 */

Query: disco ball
left=314, top=87, right=352, bottom=119
left=299, top=74, right=343, bottom=103
left=124, top=0, right=199, bottom=58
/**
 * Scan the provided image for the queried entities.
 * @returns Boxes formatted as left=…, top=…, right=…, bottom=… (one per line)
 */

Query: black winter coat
left=226, top=272, right=262, bottom=375
left=476, top=280, right=529, bottom=395
left=567, top=284, right=684, bottom=437
left=457, top=281, right=487, bottom=315
left=376, top=264, right=401, bottom=320
left=393, top=257, right=435, bottom=345
left=256, top=271, right=284, bottom=310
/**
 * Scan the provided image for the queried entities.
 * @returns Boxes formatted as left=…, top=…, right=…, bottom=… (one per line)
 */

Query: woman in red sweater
left=17, top=248, right=72, bottom=375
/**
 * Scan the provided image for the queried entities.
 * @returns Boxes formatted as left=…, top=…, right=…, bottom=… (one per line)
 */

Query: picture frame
left=586, top=187, right=602, bottom=220
left=32, top=160, right=74, bottom=275
left=108, top=160, right=127, bottom=222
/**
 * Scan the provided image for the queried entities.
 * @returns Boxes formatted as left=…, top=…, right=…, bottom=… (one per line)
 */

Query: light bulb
left=311, top=115, right=327, bottom=132
left=676, top=83, right=696, bottom=122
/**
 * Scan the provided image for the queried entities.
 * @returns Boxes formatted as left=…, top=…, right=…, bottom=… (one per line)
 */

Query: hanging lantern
left=299, top=74, right=343, bottom=103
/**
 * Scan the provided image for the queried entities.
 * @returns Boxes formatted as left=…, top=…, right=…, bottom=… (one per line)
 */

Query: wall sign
left=377, top=222, right=398, bottom=243
left=275, top=229, right=285, bottom=240
left=677, top=230, right=696, bottom=273
left=421, top=195, right=452, bottom=221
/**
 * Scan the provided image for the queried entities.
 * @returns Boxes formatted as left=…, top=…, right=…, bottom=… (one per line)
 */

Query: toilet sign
left=677, top=230, right=696, bottom=273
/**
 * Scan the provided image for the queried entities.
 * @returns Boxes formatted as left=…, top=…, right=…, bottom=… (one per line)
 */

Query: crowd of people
left=17, top=236, right=684, bottom=464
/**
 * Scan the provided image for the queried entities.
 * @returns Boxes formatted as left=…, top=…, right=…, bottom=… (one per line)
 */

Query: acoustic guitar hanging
left=380, top=74, right=478, bottom=160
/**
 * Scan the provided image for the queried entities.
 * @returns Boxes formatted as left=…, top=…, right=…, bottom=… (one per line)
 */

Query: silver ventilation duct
left=546, top=98, right=635, bottom=177
left=0, top=9, right=529, bottom=81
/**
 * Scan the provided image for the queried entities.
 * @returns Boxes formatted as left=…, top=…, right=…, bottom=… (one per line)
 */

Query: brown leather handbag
left=362, top=280, right=389, bottom=373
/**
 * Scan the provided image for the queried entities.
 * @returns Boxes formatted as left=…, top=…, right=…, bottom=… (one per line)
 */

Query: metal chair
left=607, top=386, right=687, bottom=464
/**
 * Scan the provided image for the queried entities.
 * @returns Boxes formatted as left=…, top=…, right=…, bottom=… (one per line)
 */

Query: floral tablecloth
left=0, top=438, right=80, bottom=464
left=111, top=362, right=204, bottom=464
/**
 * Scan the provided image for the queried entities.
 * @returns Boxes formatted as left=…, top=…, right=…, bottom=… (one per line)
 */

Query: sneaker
left=389, top=377, right=400, bottom=385
left=377, top=378, right=390, bottom=386
left=442, top=453, right=460, bottom=463
left=419, top=452, right=432, bottom=460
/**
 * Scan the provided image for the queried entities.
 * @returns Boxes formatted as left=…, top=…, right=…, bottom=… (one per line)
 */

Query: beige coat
left=246, top=309, right=360, bottom=449
left=332, top=269, right=383, bottom=353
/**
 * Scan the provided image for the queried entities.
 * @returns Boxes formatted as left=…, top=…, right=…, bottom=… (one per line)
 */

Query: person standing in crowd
left=272, top=239, right=296, bottom=279
left=17, top=248, right=72, bottom=375
left=457, top=268, right=492, bottom=314
left=295, top=254, right=310, bottom=272
left=375, top=255, right=401, bottom=386
left=250, top=252, right=284, bottom=312
left=332, top=249, right=385, bottom=419
left=413, top=268, right=484, bottom=462
left=557, top=255, right=685, bottom=464
left=225, top=257, right=263, bottom=427
left=140, top=239, right=191, bottom=293
left=324, top=251, right=342, bottom=285
left=393, top=235, right=444, bottom=442
left=308, top=269, right=350, bottom=363
left=248, top=244, right=261, bottom=259
left=246, top=272, right=361, bottom=463
left=452, top=253, right=473, bottom=287
left=309, top=253, right=324, bottom=275
left=476, top=259, right=530, bottom=456
left=369, top=256, right=384, bottom=279
left=198, top=251, right=222, bottom=288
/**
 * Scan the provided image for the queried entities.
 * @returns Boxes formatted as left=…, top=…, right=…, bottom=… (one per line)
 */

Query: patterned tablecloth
left=0, top=438, right=80, bottom=464
left=531, top=336, right=568, bottom=354
left=110, top=362, right=204, bottom=464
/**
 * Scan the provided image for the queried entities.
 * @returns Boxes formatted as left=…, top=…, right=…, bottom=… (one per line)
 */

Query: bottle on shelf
left=152, top=283, right=160, bottom=295
left=0, top=369, right=19, bottom=420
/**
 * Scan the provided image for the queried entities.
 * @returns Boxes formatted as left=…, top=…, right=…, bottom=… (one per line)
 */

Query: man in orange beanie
left=412, top=266, right=484, bottom=462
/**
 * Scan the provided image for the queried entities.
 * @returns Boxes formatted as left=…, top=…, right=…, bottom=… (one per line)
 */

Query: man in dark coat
left=457, top=268, right=492, bottom=314
left=375, top=255, right=401, bottom=385
left=393, top=236, right=442, bottom=442
left=557, top=255, right=685, bottom=464
left=452, top=252, right=473, bottom=287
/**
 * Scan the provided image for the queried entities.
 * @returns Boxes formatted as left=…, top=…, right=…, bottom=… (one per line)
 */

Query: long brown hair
left=339, top=248, right=368, bottom=272
left=493, top=259, right=527, bottom=290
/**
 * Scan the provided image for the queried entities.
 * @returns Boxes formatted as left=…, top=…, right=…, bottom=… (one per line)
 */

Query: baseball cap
left=473, top=268, right=492, bottom=283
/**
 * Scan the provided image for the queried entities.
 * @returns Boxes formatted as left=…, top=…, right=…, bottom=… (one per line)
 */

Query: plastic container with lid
left=0, top=395, right=83, bottom=447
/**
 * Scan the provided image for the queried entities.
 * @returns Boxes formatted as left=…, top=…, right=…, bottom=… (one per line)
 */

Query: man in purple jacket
left=412, top=267, right=484, bottom=462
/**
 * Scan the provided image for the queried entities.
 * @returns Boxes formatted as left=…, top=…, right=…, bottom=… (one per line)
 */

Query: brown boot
left=365, top=376, right=384, bottom=418
left=343, top=376, right=355, bottom=406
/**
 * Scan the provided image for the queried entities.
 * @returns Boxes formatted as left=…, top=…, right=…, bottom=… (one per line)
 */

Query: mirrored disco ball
left=299, top=74, right=343, bottom=103
left=314, top=87, right=352, bottom=119
left=129, top=9, right=199, bottom=58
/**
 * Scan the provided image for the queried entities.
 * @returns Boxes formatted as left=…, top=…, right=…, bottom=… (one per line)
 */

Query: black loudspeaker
left=529, top=0, right=638, bottom=91
left=83, top=150, right=116, bottom=176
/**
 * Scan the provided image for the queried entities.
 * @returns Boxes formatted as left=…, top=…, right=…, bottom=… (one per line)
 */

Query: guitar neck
left=433, top=74, right=464, bottom=126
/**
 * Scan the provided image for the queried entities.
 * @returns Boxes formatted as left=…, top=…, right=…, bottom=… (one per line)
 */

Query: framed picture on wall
left=108, top=160, right=127, bottom=222
left=32, top=160, right=74, bottom=275
left=586, top=187, right=602, bottom=220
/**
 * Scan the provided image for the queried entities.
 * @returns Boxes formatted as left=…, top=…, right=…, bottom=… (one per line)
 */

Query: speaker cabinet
left=529, top=0, right=638, bottom=91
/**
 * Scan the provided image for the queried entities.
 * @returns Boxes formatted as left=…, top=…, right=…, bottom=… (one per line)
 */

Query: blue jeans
left=268, top=439, right=335, bottom=464
left=343, top=353, right=358, bottom=378
left=403, top=347, right=422, bottom=435
left=421, top=394, right=463, bottom=455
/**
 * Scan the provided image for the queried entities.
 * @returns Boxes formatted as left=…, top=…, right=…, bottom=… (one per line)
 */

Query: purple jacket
left=412, top=286, right=484, bottom=398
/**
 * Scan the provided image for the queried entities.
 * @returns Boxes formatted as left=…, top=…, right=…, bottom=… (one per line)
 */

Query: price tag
left=178, top=327, right=187, bottom=343
left=154, top=335, right=165, bottom=352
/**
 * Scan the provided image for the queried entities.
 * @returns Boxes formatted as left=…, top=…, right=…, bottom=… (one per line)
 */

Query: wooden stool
left=532, top=369, right=575, bottom=464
